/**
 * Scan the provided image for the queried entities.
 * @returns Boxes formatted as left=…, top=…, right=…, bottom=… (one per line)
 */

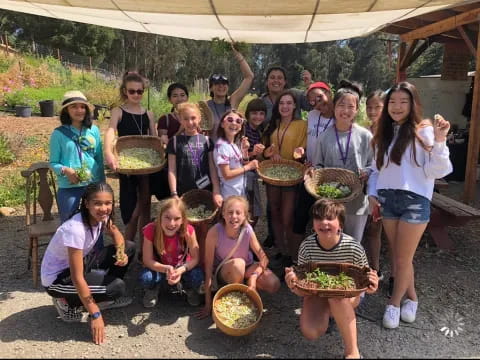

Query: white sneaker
left=400, top=299, right=418, bottom=323
left=52, top=298, right=84, bottom=323
left=383, top=304, right=400, bottom=329
left=143, top=287, right=159, bottom=308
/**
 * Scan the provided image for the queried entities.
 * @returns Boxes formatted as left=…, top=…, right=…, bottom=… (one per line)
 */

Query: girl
left=263, top=90, right=307, bottom=267
left=368, top=82, right=452, bottom=329
left=315, top=80, right=373, bottom=244
left=104, top=72, right=157, bottom=246
left=41, top=183, right=135, bottom=345
left=285, top=199, right=378, bottom=359
left=206, top=45, right=254, bottom=140
left=195, top=196, right=280, bottom=319
left=363, top=90, right=386, bottom=281
left=167, top=102, right=223, bottom=265
left=150, top=83, right=189, bottom=202
left=139, top=198, right=204, bottom=308
left=49, top=90, right=105, bottom=223
left=214, top=109, right=259, bottom=199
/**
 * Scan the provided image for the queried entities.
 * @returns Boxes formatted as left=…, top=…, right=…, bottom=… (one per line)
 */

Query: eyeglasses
left=211, top=74, right=228, bottom=83
left=225, top=116, right=243, bottom=125
left=127, top=89, right=144, bottom=95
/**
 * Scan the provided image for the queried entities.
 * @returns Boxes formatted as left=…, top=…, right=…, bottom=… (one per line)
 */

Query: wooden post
left=57, top=48, right=61, bottom=60
left=463, top=25, right=480, bottom=204
left=4, top=33, right=9, bottom=55
left=89, top=56, right=92, bottom=71
left=396, top=42, right=407, bottom=82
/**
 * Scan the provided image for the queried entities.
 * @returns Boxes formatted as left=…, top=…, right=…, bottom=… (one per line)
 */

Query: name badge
left=196, top=175, right=211, bottom=189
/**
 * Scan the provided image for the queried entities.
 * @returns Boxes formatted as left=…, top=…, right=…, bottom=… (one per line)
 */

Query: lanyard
left=185, top=134, right=202, bottom=171
left=334, top=124, right=352, bottom=166
left=316, top=114, right=332, bottom=138
left=276, top=120, right=293, bottom=154
left=230, top=143, right=242, bottom=161
left=70, top=126, right=84, bottom=162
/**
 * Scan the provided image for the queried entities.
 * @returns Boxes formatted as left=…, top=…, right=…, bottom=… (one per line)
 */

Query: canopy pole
left=463, top=24, right=480, bottom=204
left=396, top=42, right=407, bottom=82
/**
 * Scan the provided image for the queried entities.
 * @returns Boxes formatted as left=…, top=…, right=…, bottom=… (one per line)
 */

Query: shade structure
left=0, top=0, right=478, bottom=43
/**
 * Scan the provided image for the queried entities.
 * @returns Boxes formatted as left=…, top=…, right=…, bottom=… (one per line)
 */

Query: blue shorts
left=377, top=189, right=430, bottom=224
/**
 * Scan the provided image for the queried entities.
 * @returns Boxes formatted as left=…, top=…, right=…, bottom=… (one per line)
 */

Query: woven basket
left=293, top=262, right=370, bottom=298
left=198, top=101, right=214, bottom=132
left=257, top=159, right=305, bottom=187
left=114, top=135, right=166, bottom=175
left=304, top=168, right=363, bottom=203
left=181, top=189, right=219, bottom=225
left=212, top=283, right=263, bottom=336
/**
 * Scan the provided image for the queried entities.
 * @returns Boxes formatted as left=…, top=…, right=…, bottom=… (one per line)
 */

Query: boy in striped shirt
left=285, top=199, right=378, bottom=359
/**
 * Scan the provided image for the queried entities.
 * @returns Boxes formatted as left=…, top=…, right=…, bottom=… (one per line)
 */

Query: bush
left=4, top=90, right=33, bottom=108
left=0, top=134, right=16, bottom=165
left=0, top=171, right=25, bottom=207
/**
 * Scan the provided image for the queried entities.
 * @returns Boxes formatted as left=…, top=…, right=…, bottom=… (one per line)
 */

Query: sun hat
left=307, top=81, right=331, bottom=94
left=60, top=90, right=94, bottom=113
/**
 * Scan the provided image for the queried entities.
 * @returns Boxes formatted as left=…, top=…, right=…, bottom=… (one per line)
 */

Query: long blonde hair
left=220, top=196, right=252, bottom=227
left=153, top=198, right=189, bottom=255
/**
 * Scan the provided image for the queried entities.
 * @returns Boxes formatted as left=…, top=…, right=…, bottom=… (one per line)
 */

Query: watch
left=89, top=311, right=102, bottom=320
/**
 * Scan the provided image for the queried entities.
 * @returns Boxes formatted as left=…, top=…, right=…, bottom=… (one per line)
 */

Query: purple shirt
left=214, top=223, right=253, bottom=269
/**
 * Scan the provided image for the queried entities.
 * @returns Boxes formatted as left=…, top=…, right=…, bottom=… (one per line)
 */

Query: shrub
left=0, top=171, right=25, bottom=207
left=0, top=134, right=16, bottom=165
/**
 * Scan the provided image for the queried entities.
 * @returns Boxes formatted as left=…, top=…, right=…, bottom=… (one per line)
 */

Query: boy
left=285, top=199, right=379, bottom=359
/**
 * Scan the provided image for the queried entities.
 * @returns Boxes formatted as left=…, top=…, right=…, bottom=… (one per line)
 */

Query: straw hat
left=60, top=90, right=94, bottom=113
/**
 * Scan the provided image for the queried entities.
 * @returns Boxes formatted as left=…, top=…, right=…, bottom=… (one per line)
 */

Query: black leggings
left=46, top=241, right=136, bottom=307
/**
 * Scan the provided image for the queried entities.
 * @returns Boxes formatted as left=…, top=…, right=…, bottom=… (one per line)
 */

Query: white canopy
left=0, top=0, right=477, bottom=43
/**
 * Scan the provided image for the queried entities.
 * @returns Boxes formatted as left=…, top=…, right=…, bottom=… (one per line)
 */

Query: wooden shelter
left=382, top=1, right=480, bottom=204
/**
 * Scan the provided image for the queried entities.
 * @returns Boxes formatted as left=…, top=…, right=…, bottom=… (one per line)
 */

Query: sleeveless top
left=117, top=108, right=150, bottom=137
left=207, top=99, right=232, bottom=140
left=213, top=223, right=253, bottom=269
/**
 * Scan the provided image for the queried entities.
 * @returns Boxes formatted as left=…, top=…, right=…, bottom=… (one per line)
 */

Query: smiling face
left=308, top=88, right=331, bottom=112
left=267, top=70, right=287, bottom=94
left=366, top=96, right=384, bottom=124
left=223, top=199, right=247, bottom=231
left=169, top=87, right=188, bottom=107
left=388, top=90, right=411, bottom=124
left=279, top=94, right=296, bottom=120
left=85, top=191, right=113, bottom=225
left=67, top=103, right=87, bottom=124
left=334, top=93, right=358, bottom=128
left=179, top=107, right=200, bottom=135
left=124, top=81, right=144, bottom=104
left=248, top=110, right=266, bottom=129
left=220, top=112, right=244, bottom=140
left=211, top=81, right=229, bottom=98
left=160, top=206, right=183, bottom=237
left=313, top=216, right=341, bottom=243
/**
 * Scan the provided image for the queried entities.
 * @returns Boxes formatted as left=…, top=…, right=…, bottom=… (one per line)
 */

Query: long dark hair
left=372, top=82, right=424, bottom=169
left=263, top=90, right=298, bottom=146
left=60, top=105, right=93, bottom=129
left=72, top=182, right=115, bottom=237
left=216, top=109, right=246, bottom=143
left=167, top=82, right=189, bottom=112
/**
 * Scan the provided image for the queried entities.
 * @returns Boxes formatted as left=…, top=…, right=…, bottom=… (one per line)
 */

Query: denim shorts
left=377, top=189, right=431, bottom=224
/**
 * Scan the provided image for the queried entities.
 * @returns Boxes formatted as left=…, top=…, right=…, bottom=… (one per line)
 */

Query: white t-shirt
left=306, top=109, right=334, bottom=163
left=41, top=213, right=102, bottom=287
left=214, top=138, right=245, bottom=198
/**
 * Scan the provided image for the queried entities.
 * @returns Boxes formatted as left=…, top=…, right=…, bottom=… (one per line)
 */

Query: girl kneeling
left=285, top=199, right=378, bottom=359
left=140, top=198, right=204, bottom=308
left=196, top=196, right=280, bottom=319
left=41, top=182, right=135, bottom=345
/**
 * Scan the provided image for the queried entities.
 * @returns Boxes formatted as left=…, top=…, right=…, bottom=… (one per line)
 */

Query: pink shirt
left=214, top=223, right=253, bottom=268
left=143, top=222, right=194, bottom=266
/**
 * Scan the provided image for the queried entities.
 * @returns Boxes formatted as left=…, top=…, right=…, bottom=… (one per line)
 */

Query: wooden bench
left=427, top=192, right=480, bottom=251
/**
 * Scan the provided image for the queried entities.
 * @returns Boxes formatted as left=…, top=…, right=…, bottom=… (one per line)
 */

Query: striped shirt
left=297, top=232, right=368, bottom=267
left=245, top=122, right=262, bottom=154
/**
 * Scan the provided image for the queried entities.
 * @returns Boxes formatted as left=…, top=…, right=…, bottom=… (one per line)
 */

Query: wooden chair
left=21, top=162, right=60, bottom=286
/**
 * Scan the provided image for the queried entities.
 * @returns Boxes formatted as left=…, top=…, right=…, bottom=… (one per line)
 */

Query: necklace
left=276, top=119, right=293, bottom=154
left=130, top=112, right=143, bottom=135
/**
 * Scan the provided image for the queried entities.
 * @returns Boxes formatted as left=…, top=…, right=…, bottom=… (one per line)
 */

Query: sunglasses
left=225, top=116, right=243, bottom=125
left=127, top=89, right=144, bottom=95
left=211, top=74, right=228, bottom=82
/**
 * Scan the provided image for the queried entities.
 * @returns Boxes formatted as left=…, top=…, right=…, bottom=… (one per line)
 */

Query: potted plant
left=5, top=91, right=33, bottom=117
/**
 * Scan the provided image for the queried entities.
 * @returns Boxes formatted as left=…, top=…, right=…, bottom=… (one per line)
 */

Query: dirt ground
left=1, top=116, right=480, bottom=358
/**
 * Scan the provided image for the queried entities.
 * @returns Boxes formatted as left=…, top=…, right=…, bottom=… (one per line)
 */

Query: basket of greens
left=257, top=159, right=305, bottom=187
left=292, top=262, right=370, bottom=298
left=114, top=135, right=166, bottom=175
left=181, top=189, right=219, bottom=225
left=304, top=168, right=362, bottom=203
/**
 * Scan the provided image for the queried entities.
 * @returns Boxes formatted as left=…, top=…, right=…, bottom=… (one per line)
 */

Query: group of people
left=40, top=47, right=453, bottom=358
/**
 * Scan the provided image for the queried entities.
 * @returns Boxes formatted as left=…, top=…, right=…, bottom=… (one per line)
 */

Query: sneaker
left=185, top=289, right=202, bottom=307
left=400, top=299, right=418, bottom=323
left=143, top=287, right=159, bottom=308
left=98, top=296, right=133, bottom=310
left=387, top=277, right=394, bottom=298
left=52, top=298, right=83, bottom=323
left=383, top=304, right=400, bottom=329
left=377, top=270, right=384, bottom=282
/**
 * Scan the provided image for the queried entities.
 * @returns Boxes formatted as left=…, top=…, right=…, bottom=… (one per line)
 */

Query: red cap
left=307, top=81, right=330, bottom=94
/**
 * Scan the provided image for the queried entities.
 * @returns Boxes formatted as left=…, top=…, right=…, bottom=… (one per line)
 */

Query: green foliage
left=4, top=90, right=33, bottom=108
left=0, top=134, right=16, bottom=165
left=0, top=171, right=26, bottom=207
left=408, top=43, right=444, bottom=77
left=305, top=269, right=355, bottom=290
left=0, top=56, right=14, bottom=73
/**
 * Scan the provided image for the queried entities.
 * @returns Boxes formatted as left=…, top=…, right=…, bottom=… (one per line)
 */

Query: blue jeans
left=57, top=186, right=104, bottom=249
left=377, top=189, right=431, bottom=224
left=139, top=266, right=204, bottom=290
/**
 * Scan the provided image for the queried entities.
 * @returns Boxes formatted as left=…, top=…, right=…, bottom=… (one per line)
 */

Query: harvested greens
left=186, top=204, right=213, bottom=221
left=118, top=148, right=162, bottom=169
left=263, top=165, right=302, bottom=181
left=75, top=161, right=92, bottom=183
left=302, top=268, right=355, bottom=290
left=316, top=182, right=351, bottom=199
left=215, top=291, right=259, bottom=329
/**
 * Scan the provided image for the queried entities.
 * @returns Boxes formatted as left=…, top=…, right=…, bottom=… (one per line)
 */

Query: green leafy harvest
left=316, top=182, right=351, bottom=199
left=305, top=268, right=355, bottom=290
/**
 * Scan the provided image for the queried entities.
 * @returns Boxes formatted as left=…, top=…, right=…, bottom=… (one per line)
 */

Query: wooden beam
left=399, top=39, right=419, bottom=70
left=401, top=7, right=480, bottom=42
left=396, top=42, right=407, bottom=83
left=405, top=40, right=431, bottom=68
left=457, top=25, right=476, bottom=56
left=463, top=23, right=480, bottom=205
